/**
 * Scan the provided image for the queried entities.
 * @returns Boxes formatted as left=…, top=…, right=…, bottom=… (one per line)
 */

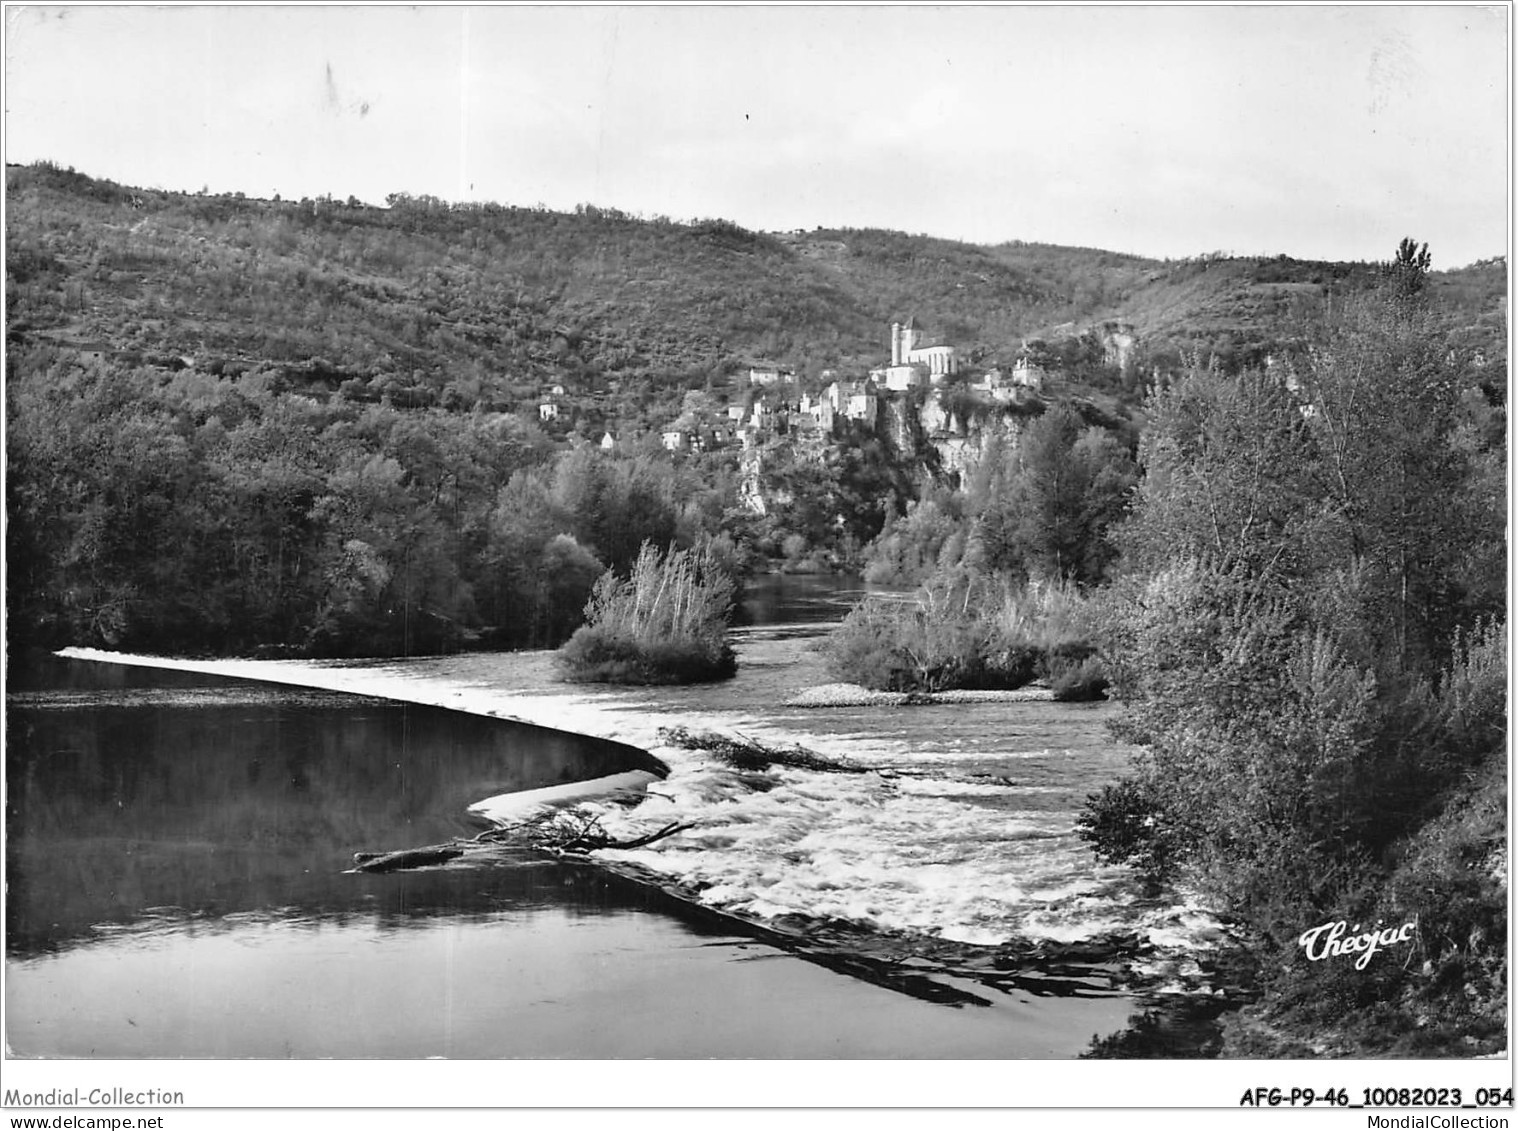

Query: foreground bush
left=823, top=568, right=1105, bottom=697
left=556, top=542, right=736, bottom=685
left=1220, top=741, right=1507, bottom=1058
left=1080, top=270, right=1506, bottom=1053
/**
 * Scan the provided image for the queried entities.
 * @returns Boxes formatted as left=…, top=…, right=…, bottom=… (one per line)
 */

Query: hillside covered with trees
left=6, top=162, right=1506, bottom=665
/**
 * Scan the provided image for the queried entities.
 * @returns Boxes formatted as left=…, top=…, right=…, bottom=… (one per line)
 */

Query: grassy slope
left=7, top=163, right=1506, bottom=409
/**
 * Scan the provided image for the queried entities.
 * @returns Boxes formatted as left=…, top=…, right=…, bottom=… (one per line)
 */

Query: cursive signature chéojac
left=1298, top=917, right=1418, bottom=971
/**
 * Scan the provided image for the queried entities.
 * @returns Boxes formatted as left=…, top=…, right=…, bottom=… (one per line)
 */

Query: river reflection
left=6, top=654, right=663, bottom=957
left=735, top=571, right=884, bottom=626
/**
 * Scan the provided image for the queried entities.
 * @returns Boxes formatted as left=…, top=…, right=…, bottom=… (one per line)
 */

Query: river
left=5, top=574, right=1238, bottom=1058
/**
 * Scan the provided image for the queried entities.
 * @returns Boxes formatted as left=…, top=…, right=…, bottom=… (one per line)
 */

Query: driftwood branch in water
left=351, top=815, right=691, bottom=873
left=351, top=845, right=466, bottom=873
left=552, top=819, right=691, bottom=855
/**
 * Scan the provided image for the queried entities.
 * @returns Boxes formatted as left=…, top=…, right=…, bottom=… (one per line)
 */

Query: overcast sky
left=4, top=4, right=1509, bottom=266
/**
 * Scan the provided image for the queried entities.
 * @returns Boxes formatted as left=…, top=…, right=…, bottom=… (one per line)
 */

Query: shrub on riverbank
left=823, top=569, right=1105, bottom=698
left=557, top=541, right=736, bottom=684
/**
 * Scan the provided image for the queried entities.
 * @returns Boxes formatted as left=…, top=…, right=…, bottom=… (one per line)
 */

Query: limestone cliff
left=739, top=391, right=1032, bottom=515
left=1094, top=320, right=1138, bottom=378
left=930, top=410, right=1026, bottom=486
left=739, top=446, right=767, bottom=515
left=880, top=394, right=922, bottom=459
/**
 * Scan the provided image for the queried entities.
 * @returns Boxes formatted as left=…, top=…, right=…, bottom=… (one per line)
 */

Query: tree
left=1296, top=291, right=1490, bottom=675
left=863, top=488, right=966, bottom=584
left=971, top=405, right=1137, bottom=584
left=1114, top=363, right=1337, bottom=584
left=483, top=467, right=568, bottom=645
left=1384, top=236, right=1431, bottom=300
left=1086, top=244, right=1505, bottom=930
left=536, top=534, right=605, bottom=642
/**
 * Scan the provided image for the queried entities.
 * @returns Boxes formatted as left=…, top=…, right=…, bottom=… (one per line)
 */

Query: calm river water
left=6, top=575, right=1233, bottom=1058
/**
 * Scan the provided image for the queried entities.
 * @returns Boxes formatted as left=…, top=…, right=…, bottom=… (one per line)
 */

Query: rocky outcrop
left=739, top=390, right=1030, bottom=513
left=1096, top=320, right=1138, bottom=378
left=739, top=447, right=767, bottom=515
left=880, top=395, right=921, bottom=458
left=930, top=410, right=1025, bottom=485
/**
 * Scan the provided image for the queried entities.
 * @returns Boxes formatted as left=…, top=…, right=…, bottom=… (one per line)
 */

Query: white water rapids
left=60, top=627, right=1231, bottom=991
